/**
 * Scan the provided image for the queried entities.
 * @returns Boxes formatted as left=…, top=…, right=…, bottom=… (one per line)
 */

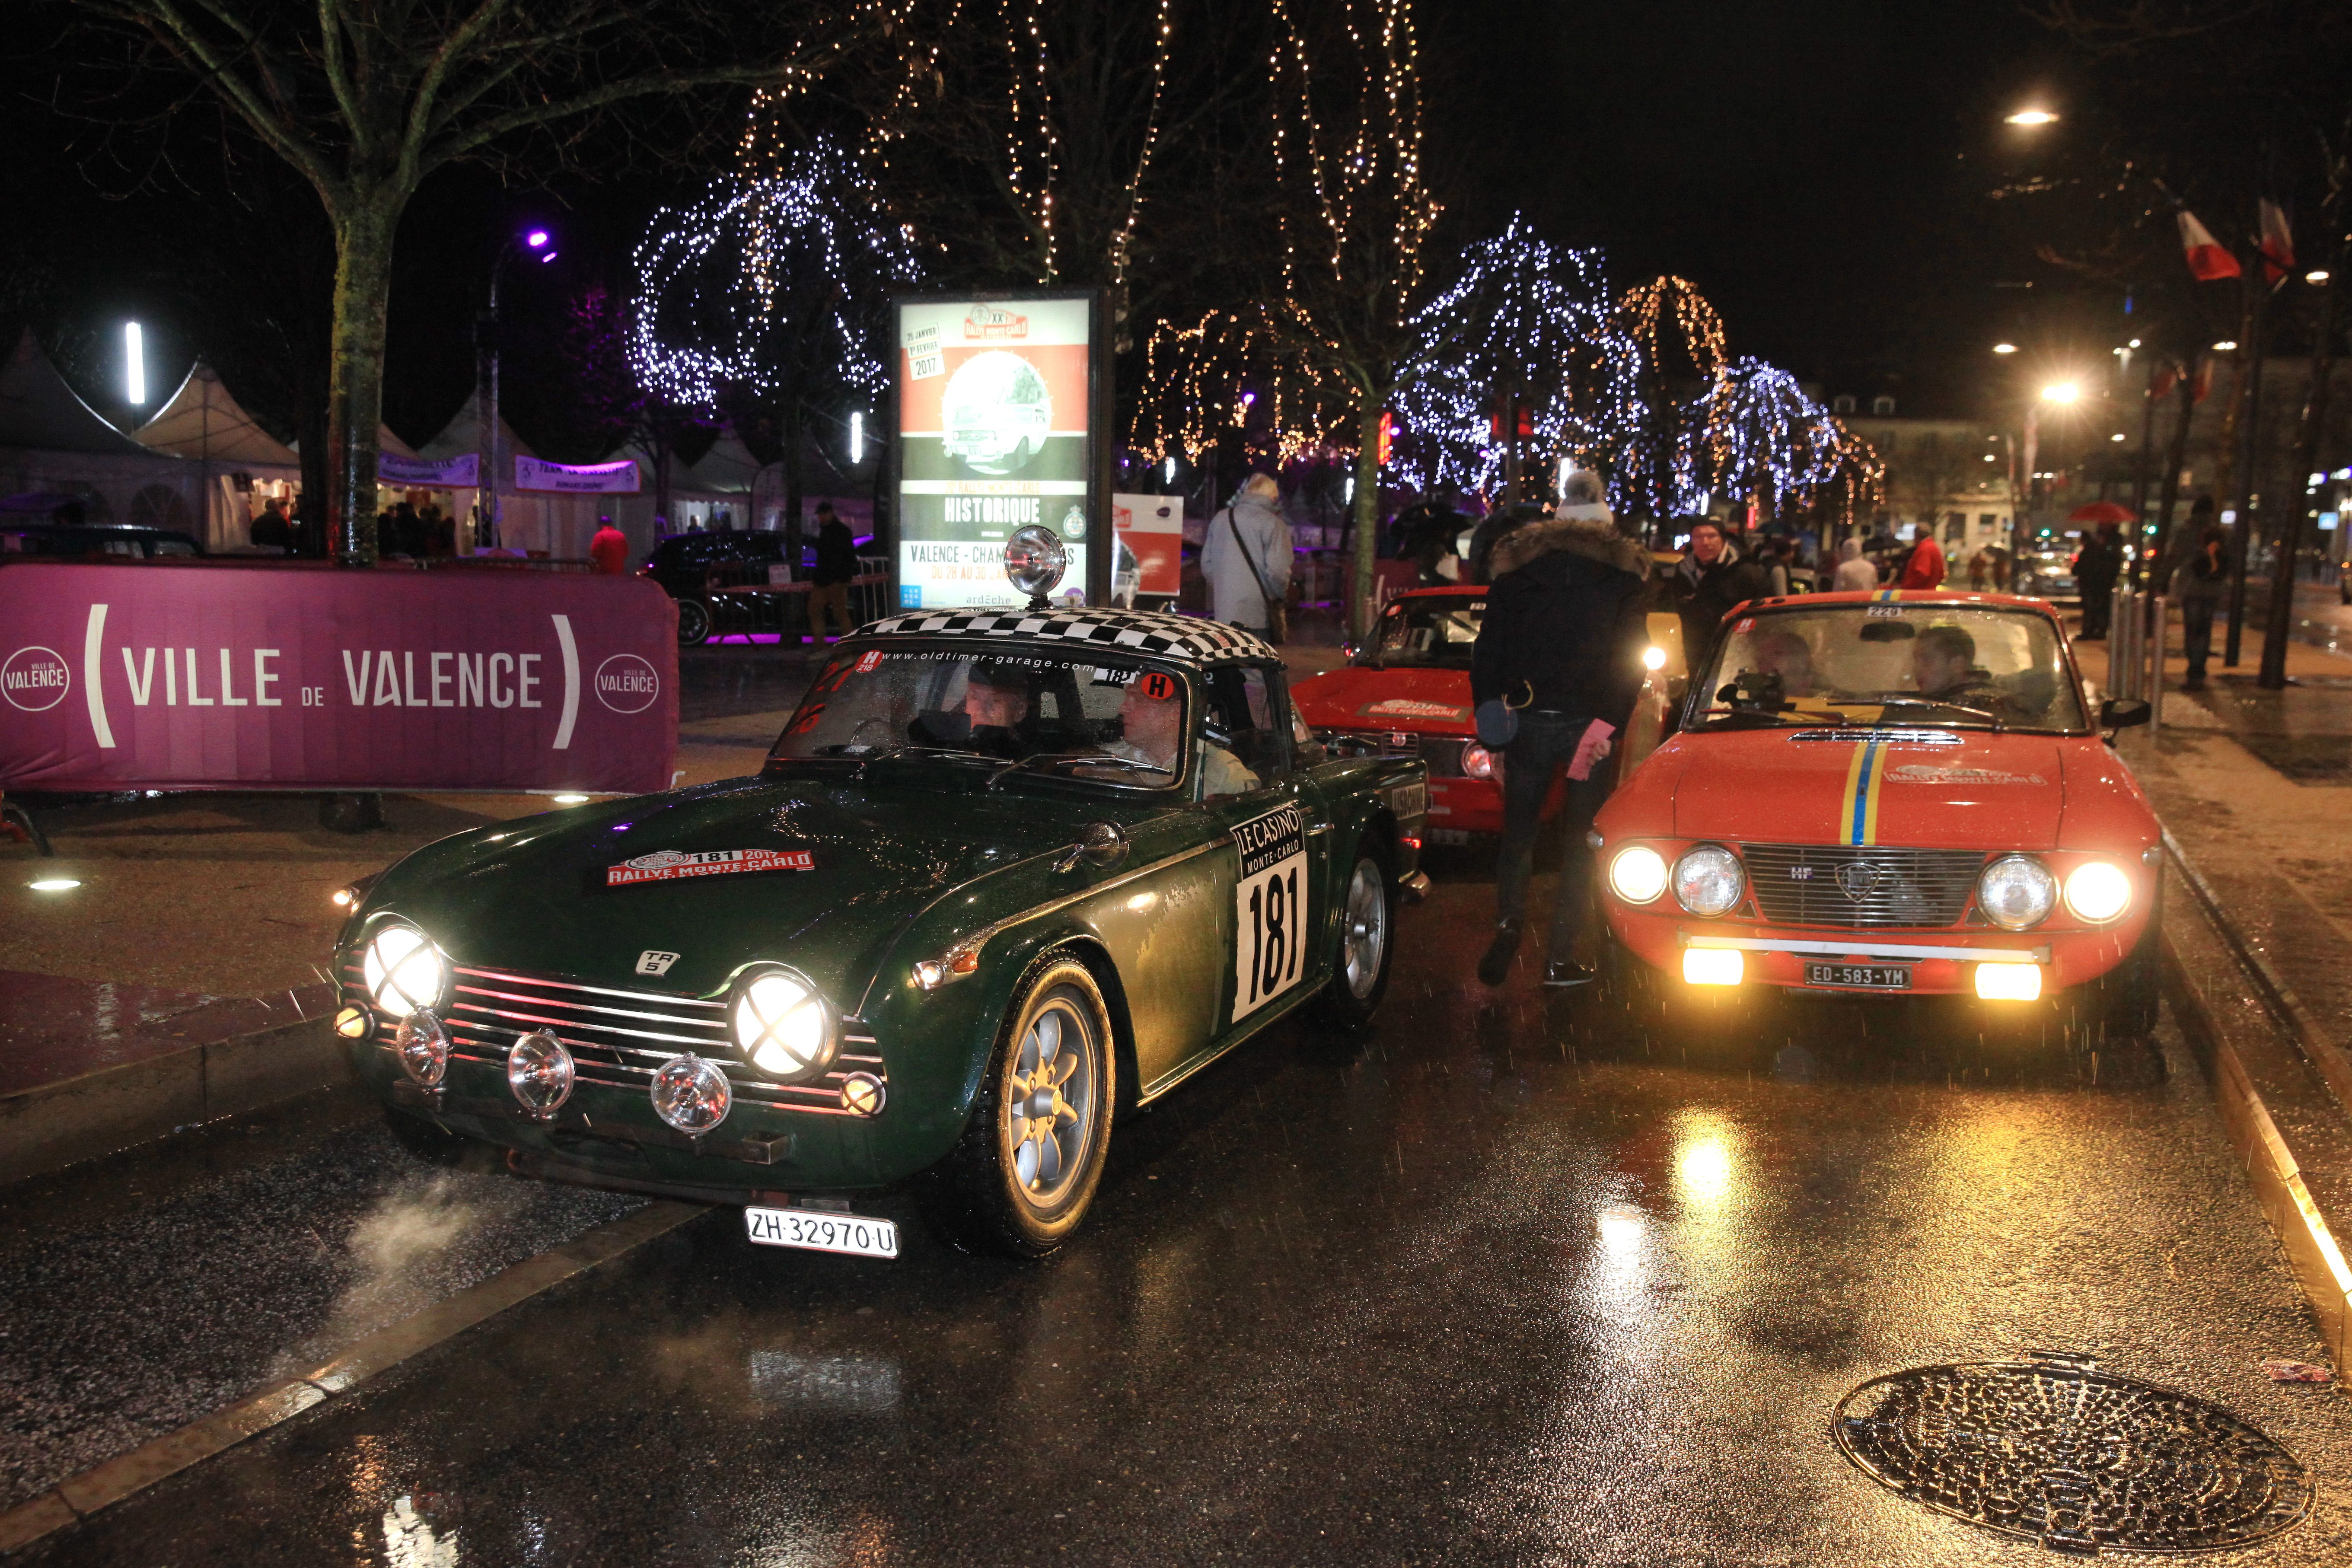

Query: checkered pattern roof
left=856, top=606, right=1277, bottom=666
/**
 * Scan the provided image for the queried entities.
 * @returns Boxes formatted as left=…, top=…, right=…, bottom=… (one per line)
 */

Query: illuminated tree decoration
left=1131, top=308, right=1347, bottom=468
left=1390, top=214, right=1641, bottom=493
left=629, top=122, right=920, bottom=408
left=1698, top=357, right=1884, bottom=523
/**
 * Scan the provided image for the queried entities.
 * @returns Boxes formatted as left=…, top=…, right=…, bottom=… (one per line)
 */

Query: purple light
left=524, top=230, right=550, bottom=249
left=538, top=251, right=559, bottom=265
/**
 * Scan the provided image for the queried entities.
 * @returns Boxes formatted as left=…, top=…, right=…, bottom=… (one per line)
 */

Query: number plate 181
left=1232, top=801, right=1308, bottom=1021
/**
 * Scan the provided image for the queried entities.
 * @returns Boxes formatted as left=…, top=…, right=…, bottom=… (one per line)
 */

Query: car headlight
left=507, top=1030, right=575, bottom=1116
left=730, top=966, right=836, bottom=1080
left=650, top=1054, right=732, bottom=1134
left=1609, top=845, right=1669, bottom=904
left=2064, top=861, right=2133, bottom=924
left=1461, top=743, right=1495, bottom=779
left=363, top=924, right=448, bottom=1014
left=392, top=1009, right=449, bottom=1087
left=1672, top=845, right=1744, bottom=917
left=1977, top=854, right=2057, bottom=930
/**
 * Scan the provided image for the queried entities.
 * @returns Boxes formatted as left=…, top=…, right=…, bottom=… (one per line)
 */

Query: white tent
left=0, top=332, right=202, bottom=533
left=414, top=388, right=613, bottom=558
left=134, top=360, right=301, bottom=551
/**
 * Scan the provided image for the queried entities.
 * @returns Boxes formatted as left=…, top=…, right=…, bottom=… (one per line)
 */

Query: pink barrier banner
left=0, top=564, right=679, bottom=794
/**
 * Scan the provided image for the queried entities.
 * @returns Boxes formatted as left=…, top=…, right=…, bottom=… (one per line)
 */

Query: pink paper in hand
left=1567, top=720, right=1616, bottom=781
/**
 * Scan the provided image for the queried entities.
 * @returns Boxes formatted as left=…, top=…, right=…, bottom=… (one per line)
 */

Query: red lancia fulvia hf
left=1593, top=589, right=2159, bottom=1056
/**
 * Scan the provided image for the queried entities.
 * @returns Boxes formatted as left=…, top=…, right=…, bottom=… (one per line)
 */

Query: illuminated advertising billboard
left=895, top=293, right=1102, bottom=610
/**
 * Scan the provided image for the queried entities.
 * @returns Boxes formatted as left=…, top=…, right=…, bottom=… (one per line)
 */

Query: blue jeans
left=1493, top=713, right=1616, bottom=962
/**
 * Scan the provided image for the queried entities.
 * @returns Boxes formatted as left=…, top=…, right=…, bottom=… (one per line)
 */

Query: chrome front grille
left=1740, top=844, right=1985, bottom=930
left=343, top=961, right=883, bottom=1116
left=1330, top=729, right=1467, bottom=776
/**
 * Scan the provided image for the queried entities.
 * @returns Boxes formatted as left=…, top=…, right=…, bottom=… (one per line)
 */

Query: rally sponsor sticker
left=1230, top=802, right=1308, bottom=1022
left=1358, top=697, right=1470, bottom=721
left=606, top=848, right=815, bottom=887
left=1886, top=763, right=2048, bottom=787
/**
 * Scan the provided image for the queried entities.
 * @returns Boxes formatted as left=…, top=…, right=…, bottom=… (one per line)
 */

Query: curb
left=0, top=1012, right=349, bottom=1187
left=2159, top=845, right=2352, bottom=1380
left=0, top=1198, right=707, bottom=1556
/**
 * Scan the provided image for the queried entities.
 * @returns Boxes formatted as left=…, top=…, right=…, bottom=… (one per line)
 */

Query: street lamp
left=1992, top=342, right=2019, bottom=355
left=2307, top=270, right=2332, bottom=285
left=2040, top=382, right=2081, bottom=405
left=479, top=226, right=557, bottom=551
left=2005, top=108, right=2059, bottom=126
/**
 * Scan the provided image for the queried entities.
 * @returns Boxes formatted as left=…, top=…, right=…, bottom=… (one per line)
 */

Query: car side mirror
left=2100, top=697, right=2150, bottom=730
left=1053, top=820, right=1129, bottom=874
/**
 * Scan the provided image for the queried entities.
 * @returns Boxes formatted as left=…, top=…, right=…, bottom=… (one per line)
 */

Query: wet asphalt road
left=14, top=863, right=2352, bottom=1566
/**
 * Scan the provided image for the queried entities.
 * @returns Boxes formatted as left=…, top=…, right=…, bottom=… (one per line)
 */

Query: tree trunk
left=782, top=400, right=807, bottom=569
left=2259, top=220, right=2347, bottom=689
left=2145, top=363, right=2201, bottom=599
left=326, top=199, right=398, bottom=566
left=1351, top=400, right=1382, bottom=638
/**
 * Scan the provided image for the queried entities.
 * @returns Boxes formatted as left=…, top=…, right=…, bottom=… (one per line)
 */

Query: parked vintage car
left=1592, top=590, right=2160, bottom=1056
left=337, top=531, right=1429, bottom=1258
left=637, top=529, right=794, bottom=647
left=1291, top=584, right=1686, bottom=842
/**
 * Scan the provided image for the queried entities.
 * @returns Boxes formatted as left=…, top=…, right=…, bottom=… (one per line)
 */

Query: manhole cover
left=1833, top=1351, right=2312, bottom=1555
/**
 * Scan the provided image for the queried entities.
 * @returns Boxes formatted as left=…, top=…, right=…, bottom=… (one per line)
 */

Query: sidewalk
left=2077, top=607, right=2352, bottom=1371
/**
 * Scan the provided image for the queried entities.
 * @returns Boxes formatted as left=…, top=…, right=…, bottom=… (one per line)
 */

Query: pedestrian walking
left=1471, top=510, right=1652, bottom=988
left=589, top=516, right=629, bottom=575
left=1832, top=536, right=1878, bottom=592
left=1899, top=528, right=1947, bottom=589
left=808, top=502, right=858, bottom=642
left=2170, top=525, right=2228, bottom=691
left=1200, top=473, right=1292, bottom=637
left=2073, top=520, right=2123, bottom=640
left=1667, top=519, right=1770, bottom=662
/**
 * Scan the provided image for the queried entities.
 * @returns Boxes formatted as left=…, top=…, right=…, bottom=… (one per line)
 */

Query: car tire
left=1311, top=849, right=1395, bottom=1029
left=2059, top=891, right=2165, bottom=1086
left=924, top=953, right=1116, bottom=1259
left=676, top=597, right=712, bottom=647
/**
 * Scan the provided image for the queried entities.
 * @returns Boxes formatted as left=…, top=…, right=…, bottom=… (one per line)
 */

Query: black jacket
left=1470, top=517, right=1651, bottom=728
left=1667, top=545, right=1770, bottom=663
left=2074, top=532, right=2123, bottom=589
left=812, top=519, right=857, bottom=586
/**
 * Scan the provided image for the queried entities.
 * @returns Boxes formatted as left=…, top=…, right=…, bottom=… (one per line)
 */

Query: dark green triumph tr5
left=335, top=539, right=1430, bottom=1258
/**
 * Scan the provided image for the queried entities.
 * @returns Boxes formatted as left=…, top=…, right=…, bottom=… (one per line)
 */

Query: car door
left=1197, top=663, right=1332, bottom=1047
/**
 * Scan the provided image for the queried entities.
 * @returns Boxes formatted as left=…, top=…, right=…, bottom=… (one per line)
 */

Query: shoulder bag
left=1223, top=508, right=1289, bottom=643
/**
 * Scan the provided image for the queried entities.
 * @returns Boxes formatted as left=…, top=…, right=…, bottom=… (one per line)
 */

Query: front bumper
left=1609, top=908, right=2142, bottom=996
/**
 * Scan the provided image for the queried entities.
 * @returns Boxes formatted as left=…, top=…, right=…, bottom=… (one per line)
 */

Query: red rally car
left=1593, top=589, right=2161, bottom=1040
left=1288, top=587, right=1524, bottom=841
left=1293, top=585, right=1684, bottom=841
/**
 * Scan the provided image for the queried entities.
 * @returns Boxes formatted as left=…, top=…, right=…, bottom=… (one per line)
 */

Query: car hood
left=369, top=772, right=1096, bottom=1006
left=1669, top=727, right=2068, bottom=849
left=1291, top=664, right=1474, bottom=732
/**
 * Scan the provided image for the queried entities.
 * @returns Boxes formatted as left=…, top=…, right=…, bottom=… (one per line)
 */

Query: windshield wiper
left=1825, top=698, right=2005, bottom=730
left=850, top=744, right=996, bottom=779
left=1693, top=707, right=1827, bottom=729
left=985, top=751, right=1169, bottom=789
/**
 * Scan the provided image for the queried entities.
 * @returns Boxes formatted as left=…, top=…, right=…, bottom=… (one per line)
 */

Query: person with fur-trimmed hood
left=1469, top=491, right=1653, bottom=989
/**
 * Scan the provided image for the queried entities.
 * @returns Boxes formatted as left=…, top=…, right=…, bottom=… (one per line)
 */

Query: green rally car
left=335, top=535, right=1429, bottom=1257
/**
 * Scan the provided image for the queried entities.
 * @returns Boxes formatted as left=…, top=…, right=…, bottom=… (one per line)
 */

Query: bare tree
left=1266, top=0, right=1439, bottom=636
left=53, top=0, right=867, bottom=561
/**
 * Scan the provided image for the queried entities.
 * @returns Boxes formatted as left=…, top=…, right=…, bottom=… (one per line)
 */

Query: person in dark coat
left=2169, top=525, right=2228, bottom=691
left=1470, top=513, right=1653, bottom=988
left=808, top=502, right=858, bottom=642
left=2074, top=520, right=2124, bottom=639
left=1390, top=485, right=1468, bottom=584
left=1667, top=519, right=1769, bottom=665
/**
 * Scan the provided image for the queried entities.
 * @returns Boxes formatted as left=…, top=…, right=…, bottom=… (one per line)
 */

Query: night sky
left=6, top=0, right=2076, bottom=438
left=1426, top=0, right=2062, bottom=413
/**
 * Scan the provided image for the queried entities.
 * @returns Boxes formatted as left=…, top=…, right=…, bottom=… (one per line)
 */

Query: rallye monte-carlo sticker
left=1231, top=801, right=1308, bottom=1022
left=606, top=848, right=816, bottom=887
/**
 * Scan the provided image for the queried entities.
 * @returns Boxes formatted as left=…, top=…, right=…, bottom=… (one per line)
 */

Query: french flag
left=2178, top=210, right=2241, bottom=281
left=2257, top=199, right=2295, bottom=287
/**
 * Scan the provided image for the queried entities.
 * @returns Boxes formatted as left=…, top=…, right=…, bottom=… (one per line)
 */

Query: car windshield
left=1693, top=604, right=2086, bottom=733
left=767, top=644, right=1198, bottom=789
left=1362, top=597, right=1483, bottom=669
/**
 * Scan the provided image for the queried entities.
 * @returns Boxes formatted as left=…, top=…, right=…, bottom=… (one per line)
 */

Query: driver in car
left=910, top=660, right=1036, bottom=758
left=1749, top=628, right=1818, bottom=698
left=1910, top=624, right=1983, bottom=701
left=1099, top=673, right=1258, bottom=796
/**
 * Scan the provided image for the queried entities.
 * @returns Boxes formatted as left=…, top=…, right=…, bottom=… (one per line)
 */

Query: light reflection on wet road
left=16, top=867, right=2352, bottom=1565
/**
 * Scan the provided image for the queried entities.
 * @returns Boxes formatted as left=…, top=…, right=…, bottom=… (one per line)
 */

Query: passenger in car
left=1911, top=625, right=1981, bottom=699
left=1104, top=674, right=1256, bottom=795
